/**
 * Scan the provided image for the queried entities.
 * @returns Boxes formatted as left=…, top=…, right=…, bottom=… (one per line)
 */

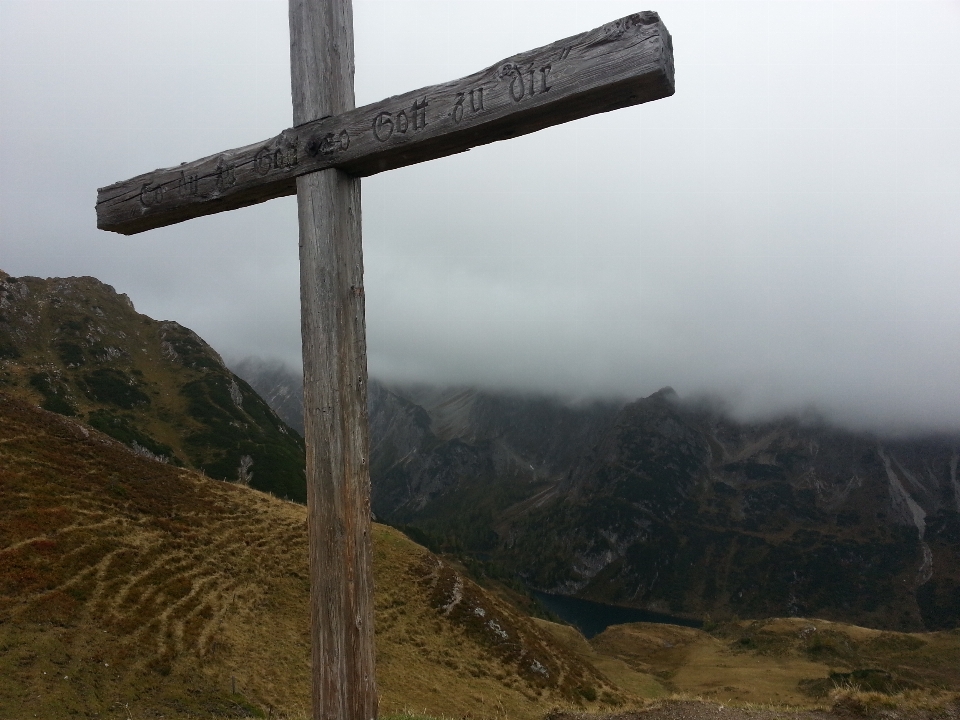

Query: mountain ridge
left=503, top=389, right=960, bottom=631
left=0, top=269, right=306, bottom=502
left=232, top=357, right=960, bottom=631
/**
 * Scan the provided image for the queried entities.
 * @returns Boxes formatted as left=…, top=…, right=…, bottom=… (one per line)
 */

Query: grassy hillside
left=0, top=270, right=305, bottom=501
left=588, top=617, right=960, bottom=707
left=2, top=392, right=956, bottom=718
left=0, top=392, right=649, bottom=718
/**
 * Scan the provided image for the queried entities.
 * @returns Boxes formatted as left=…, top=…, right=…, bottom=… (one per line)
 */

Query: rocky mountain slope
left=363, top=384, right=959, bottom=632
left=367, top=383, right=622, bottom=544
left=231, top=356, right=305, bottom=435
left=208, top=361, right=960, bottom=632
left=0, top=392, right=644, bottom=718
left=504, top=389, right=960, bottom=631
left=0, top=270, right=306, bottom=502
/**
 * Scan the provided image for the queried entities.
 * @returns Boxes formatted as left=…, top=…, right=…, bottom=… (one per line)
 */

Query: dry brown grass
left=533, top=619, right=667, bottom=701
left=828, top=687, right=960, bottom=718
left=0, top=393, right=653, bottom=719
left=588, top=618, right=960, bottom=709
left=3, top=393, right=955, bottom=719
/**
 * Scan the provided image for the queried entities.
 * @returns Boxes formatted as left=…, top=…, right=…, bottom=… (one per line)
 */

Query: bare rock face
left=231, top=357, right=305, bottom=435
left=359, top=382, right=960, bottom=632
left=510, top=392, right=960, bottom=631
left=367, top=385, right=622, bottom=537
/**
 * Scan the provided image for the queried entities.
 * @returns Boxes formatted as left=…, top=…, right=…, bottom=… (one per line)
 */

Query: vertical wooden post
left=290, top=1, right=377, bottom=719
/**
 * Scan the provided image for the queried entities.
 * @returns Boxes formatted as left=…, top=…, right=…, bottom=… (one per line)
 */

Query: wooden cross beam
left=96, top=3, right=674, bottom=718
left=96, top=11, right=673, bottom=235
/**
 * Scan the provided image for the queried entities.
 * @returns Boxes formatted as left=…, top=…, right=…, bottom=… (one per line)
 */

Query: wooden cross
left=96, top=2, right=674, bottom=717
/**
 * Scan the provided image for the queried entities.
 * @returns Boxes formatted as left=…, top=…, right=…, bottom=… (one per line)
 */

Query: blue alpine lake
left=533, top=591, right=702, bottom=639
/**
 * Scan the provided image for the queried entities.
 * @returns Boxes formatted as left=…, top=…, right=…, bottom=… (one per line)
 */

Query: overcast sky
left=2, top=0, right=959, bottom=433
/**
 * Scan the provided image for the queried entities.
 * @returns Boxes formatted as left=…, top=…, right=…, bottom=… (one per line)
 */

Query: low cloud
left=2, top=1, right=959, bottom=435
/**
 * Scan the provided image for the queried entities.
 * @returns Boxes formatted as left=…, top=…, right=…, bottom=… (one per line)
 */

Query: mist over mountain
left=234, top=355, right=960, bottom=631
left=5, top=2, right=960, bottom=441
left=231, top=356, right=305, bottom=436
left=6, top=263, right=957, bottom=635
left=230, top=354, right=960, bottom=445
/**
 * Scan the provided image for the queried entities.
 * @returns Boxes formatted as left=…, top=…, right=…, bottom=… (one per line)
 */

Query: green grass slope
left=0, top=269, right=305, bottom=502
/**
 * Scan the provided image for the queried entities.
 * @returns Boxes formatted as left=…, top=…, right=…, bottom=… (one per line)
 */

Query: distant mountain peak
left=652, top=386, right=678, bottom=400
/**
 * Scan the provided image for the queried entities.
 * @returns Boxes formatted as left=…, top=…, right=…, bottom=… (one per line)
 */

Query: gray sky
left=2, top=0, right=959, bottom=433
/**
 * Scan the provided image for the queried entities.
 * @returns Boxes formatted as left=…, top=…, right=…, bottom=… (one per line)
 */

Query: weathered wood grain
left=291, top=0, right=378, bottom=718
left=96, top=11, right=674, bottom=235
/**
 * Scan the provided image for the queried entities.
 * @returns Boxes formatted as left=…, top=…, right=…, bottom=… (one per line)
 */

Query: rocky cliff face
left=504, top=390, right=960, bottom=631
left=0, top=270, right=306, bottom=502
left=232, top=357, right=305, bottom=435
left=216, top=351, right=960, bottom=631
left=362, top=382, right=960, bottom=631
left=367, top=384, right=622, bottom=551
